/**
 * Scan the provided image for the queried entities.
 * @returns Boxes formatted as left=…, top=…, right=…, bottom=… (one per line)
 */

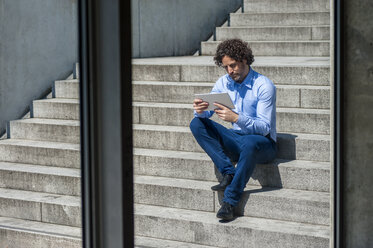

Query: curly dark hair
left=214, top=39, right=254, bottom=67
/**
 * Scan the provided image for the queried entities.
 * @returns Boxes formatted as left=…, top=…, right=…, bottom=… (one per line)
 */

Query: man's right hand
left=193, top=98, right=209, bottom=114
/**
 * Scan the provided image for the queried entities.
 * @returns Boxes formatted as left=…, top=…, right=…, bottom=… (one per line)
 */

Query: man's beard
left=231, top=73, right=242, bottom=82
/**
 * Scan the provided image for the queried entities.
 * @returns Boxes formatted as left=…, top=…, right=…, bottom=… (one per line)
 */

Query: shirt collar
left=226, top=66, right=254, bottom=89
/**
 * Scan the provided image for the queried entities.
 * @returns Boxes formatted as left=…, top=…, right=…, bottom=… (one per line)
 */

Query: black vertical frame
left=79, top=0, right=133, bottom=247
left=119, top=0, right=134, bottom=246
left=334, top=0, right=343, bottom=247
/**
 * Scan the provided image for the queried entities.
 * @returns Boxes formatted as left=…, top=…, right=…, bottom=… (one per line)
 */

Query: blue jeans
left=190, top=117, right=277, bottom=206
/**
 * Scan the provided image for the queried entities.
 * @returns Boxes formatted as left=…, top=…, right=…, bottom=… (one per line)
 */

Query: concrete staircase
left=133, top=0, right=331, bottom=247
left=0, top=69, right=81, bottom=247
left=0, top=0, right=331, bottom=247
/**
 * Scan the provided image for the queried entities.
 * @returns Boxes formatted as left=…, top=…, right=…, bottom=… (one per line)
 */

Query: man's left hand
left=214, top=103, right=239, bottom=123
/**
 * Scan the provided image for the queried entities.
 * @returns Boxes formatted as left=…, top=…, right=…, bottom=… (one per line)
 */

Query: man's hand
left=193, top=98, right=209, bottom=114
left=214, top=103, right=238, bottom=123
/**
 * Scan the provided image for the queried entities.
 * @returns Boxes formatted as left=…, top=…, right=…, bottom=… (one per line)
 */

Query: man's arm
left=235, top=81, right=276, bottom=136
left=213, top=103, right=238, bottom=122
left=193, top=79, right=224, bottom=118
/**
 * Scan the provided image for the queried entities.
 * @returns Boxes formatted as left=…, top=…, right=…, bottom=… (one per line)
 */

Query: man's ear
left=242, top=59, right=248, bottom=65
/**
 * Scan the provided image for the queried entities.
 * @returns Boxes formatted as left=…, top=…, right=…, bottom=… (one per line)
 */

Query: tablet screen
left=194, top=93, right=235, bottom=111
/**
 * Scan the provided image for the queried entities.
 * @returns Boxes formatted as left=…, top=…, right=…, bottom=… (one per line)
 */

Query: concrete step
left=0, top=188, right=81, bottom=227
left=216, top=26, right=330, bottom=41
left=230, top=12, right=330, bottom=26
left=201, top=40, right=330, bottom=56
left=243, top=0, right=330, bottom=13
left=132, top=56, right=330, bottom=85
left=32, top=98, right=79, bottom=120
left=74, top=63, right=80, bottom=80
left=135, top=204, right=330, bottom=247
left=0, top=162, right=80, bottom=195
left=0, top=139, right=80, bottom=168
left=9, top=118, right=80, bottom=144
left=28, top=97, right=330, bottom=135
left=133, top=81, right=330, bottom=109
left=0, top=217, right=81, bottom=248
left=134, top=175, right=329, bottom=225
left=135, top=236, right=216, bottom=248
left=133, top=102, right=330, bottom=134
left=53, top=79, right=79, bottom=99
left=276, top=107, right=330, bottom=134
left=277, top=84, right=330, bottom=109
left=134, top=148, right=330, bottom=192
left=133, top=124, right=330, bottom=162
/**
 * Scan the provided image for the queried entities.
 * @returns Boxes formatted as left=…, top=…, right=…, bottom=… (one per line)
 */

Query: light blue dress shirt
left=194, top=67, right=277, bottom=141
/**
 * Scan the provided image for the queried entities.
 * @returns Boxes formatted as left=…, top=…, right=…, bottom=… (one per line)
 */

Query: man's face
left=221, top=56, right=249, bottom=83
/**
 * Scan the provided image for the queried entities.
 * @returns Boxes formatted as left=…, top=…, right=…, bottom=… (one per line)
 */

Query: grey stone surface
left=135, top=175, right=329, bottom=225
left=276, top=108, right=330, bottom=134
left=134, top=176, right=214, bottom=212
left=133, top=81, right=330, bottom=109
left=216, top=26, right=330, bottom=41
left=135, top=204, right=330, bottom=247
left=42, top=198, right=81, bottom=227
left=133, top=124, right=330, bottom=161
left=312, top=26, right=330, bottom=40
left=132, top=64, right=182, bottom=82
left=0, top=162, right=80, bottom=195
left=276, top=132, right=330, bottom=161
left=0, top=188, right=80, bottom=227
left=133, top=81, right=213, bottom=104
left=0, top=217, right=81, bottom=248
left=132, top=56, right=330, bottom=85
left=0, top=196, right=41, bottom=222
left=230, top=12, right=330, bottom=26
left=201, top=40, right=330, bottom=56
left=54, top=80, right=79, bottom=99
left=9, top=118, right=80, bottom=144
left=32, top=98, right=80, bottom=120
left=0, top=139, right=80, bottom=168
left=135, top=236, right=215, bottom=248
left=131, top=0, right=241, bottom=57
left=133, top=102, right=330, bottom=134
left=243, top=0, right=330, bottom=12
left=343, top=0, right=373, bottom=246
left=134, top=148, right=331, bottom=192
left=73, top=63, right=80, bottom=80
left=132, top=55, right=330, bottom=66
left=0, top=0, right=78, bottom=134
left=300, top=86, right=330, bottom=109
left=217, top=185, right=330, bottom=225
left=277, top=85, right=301, bottom=108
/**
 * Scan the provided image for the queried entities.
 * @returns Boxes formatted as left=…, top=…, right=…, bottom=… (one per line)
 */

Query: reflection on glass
left=132, top=0, right=331, bottom=247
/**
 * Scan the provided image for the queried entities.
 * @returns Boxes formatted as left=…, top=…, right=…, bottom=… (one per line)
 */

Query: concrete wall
left=131, top=0, right=241, bottom=58
left=0, top=0, right=78, bottom=135
left=343, top=0, right=373, bottom=246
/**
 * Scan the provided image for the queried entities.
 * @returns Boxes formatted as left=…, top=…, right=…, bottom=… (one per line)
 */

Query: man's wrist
left=233, top=114, right=239, bottom=123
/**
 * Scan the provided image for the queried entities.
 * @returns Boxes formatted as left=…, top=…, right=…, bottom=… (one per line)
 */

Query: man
left=190, top=39, right=277, bottom=221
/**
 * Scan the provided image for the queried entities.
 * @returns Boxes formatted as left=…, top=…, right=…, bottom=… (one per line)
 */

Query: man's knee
left=241, top=137, right=260, bottom=154
left=190, top=117, right=203, bottom=134
left=190, top=117, right=213, bottom=137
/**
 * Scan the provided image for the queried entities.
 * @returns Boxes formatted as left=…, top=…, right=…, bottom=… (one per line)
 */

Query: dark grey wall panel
left=343, top=0, right=373, bottom=246
left=131, top=0, right=241, bottom=58
left=0, top=0, right=78, bottom=134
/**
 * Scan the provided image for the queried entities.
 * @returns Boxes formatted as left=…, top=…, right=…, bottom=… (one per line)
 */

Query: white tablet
left=194, top=93, right=234, bottom=111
